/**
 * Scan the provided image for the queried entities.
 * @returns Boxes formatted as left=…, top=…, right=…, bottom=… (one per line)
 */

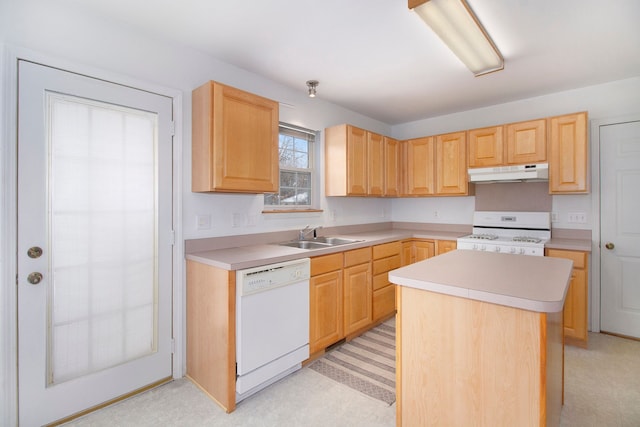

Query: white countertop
left=389, top=250, right=573, bottom=313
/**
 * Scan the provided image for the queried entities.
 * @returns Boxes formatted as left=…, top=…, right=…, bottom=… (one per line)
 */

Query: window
left=264, top=124, right=317, bottom=209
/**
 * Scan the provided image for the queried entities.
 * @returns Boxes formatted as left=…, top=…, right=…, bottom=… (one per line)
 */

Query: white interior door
left=17, top=60, right=174, bottom=426
left=600, top=119, right=640, bottom=339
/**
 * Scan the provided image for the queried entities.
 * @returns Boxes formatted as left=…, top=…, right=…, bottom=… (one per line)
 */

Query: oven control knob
left=495, top=246, right=501, bottom=252
left=519, top=248, right=525, bottom=255
left=510, top=247, right=516, bottom=254
left=480, top=245, right=486, bottom=251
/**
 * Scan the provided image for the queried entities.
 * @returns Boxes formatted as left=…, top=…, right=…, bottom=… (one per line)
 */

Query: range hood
left=468, top=163, right=549, bottom=183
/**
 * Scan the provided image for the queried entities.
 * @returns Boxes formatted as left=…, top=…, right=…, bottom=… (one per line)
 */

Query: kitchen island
left=389, top=250, right=573, bottom=427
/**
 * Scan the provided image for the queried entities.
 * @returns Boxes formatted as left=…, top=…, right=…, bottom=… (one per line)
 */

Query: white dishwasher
left=235, top=257, right=310, bottom=403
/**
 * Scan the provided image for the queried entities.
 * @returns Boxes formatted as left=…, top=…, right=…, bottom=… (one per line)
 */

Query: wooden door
left=468, top=125, right=504, bottom=167
left=367, top=131, right=384, bottom=196
left=347, top=126, right=368, bottom=195
left=506, top=118, right=547, bottom=165
left=435, top=131, right=467, bottom=195
left=309, top=270, right=343, bottom=353
left=549, top=112, right=588, bottom=193
left=405, top=137, right=435, bottom=195
left=343, top=262, right=372, bottom=335
left=384, top=137, right=401, bottom=196
left=436, top=240, right=457, bottom=255
left=414, top=240, right=435, bottom=262
left=600, top=119, right=640, bottom=339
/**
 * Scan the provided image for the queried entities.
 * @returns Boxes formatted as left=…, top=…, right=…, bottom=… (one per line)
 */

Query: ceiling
left=63, top=0, right=640, bottom=125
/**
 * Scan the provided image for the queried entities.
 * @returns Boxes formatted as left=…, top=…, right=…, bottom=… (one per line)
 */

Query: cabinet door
left=384, top=137, right=401, bottom=197
left=192, top=81, right=279, bottom=193
left=563, top=269, right=588, bottom=342
left=347, top=126, right=368, bottom=195
left=436, top=131, right=468, bottom=195
left=367, top=132, right=384, bottom=196
left=436, top=240, right=457, bottom=255
left=413, top=240, right=435, bottom=262
left=549, top=112, right=588, bottom=194
left=343, top=262, right=372, bottom=335
left=401, top=240, right=414, bottom=266
left=404, top=137, right=435, bottom=195
left=468, top=126, right=504, bottom=167
left=506, top=119, right=547, bottom=165
left=309, top=270, right=344, bottom=354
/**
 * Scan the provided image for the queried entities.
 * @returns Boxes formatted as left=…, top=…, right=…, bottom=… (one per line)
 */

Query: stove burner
left=513, top=236, right=542, bottom=243
left=466, top=234, right=498, bottom=240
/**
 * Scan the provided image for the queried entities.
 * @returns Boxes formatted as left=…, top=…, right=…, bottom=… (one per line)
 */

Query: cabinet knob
left=605, top=242, right=615, bottom=250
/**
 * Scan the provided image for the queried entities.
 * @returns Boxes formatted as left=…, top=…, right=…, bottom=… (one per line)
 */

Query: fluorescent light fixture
left=409, top=0, right=504, bottom=76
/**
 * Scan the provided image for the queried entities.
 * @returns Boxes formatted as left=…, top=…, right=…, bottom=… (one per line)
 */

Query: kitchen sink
left=276, top=237, right=363, bottom=249
left=278, top=240, right=332, bottom=249
left=308, top=237, right=362, bottom=245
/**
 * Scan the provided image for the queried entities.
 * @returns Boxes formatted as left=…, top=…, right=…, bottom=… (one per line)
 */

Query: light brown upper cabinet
left=325, top=124, right=368, bottom=196
left=325, top=125, right=392, bottom=197
left=505, top=118, right=547, bottom=165
left=549, top=112, right=588, bottom=193
left=367, top=131, right=385, bottom=196
left=402, top=136, right=435, bottom=196
left=468, top=125, right=504, bottom=167
left=384, top=137, right=401, bottom=197
left=191, top=81, right=279, bottom=193
left=435, top=131, right=468, bottom=195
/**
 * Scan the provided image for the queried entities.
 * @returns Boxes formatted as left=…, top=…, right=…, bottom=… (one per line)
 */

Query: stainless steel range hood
left=468, top=163, right=549, bottom=183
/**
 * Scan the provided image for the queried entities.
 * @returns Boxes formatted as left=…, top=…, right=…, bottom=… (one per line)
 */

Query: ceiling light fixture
left=306, top=80, right=319, bottom=98
left=409, top=0, right=504, bottom=76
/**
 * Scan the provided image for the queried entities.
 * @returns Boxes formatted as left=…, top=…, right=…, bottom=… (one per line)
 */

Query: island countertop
left=389, top=250, right=573, bottom=313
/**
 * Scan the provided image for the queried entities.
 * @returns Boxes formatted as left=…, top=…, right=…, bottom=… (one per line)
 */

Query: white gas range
left=457, top=211, right=551, bottom=256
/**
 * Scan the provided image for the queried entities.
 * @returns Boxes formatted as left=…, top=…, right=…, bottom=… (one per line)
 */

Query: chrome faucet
left=299, top=225, right=322, bottom=240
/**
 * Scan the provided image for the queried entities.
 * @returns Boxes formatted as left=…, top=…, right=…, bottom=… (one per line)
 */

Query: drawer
left=311, top=253, right=343, bottom=276
left=372, top=241, right=402, bottom=260
left=344, top=247, right=371, bottom=267
left=373, top=255, right=401, bottom=275
left=372, top=273, right=390, bottom=291
left=545, top=249, right=587, bottom=269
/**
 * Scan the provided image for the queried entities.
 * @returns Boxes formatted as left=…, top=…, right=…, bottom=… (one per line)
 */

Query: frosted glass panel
left=47, top=93, right=158, bottom=385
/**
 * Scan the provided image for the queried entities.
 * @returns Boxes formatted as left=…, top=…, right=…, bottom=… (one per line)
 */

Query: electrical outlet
left=434, top=210, right=439, bottom=218
left=551, top=212, right=559, bottom=222
left=196, top=214, right=211, bottom=230
left=568, top=212, right=587, bottom=223
left=232, top=212, right=244, bottom=227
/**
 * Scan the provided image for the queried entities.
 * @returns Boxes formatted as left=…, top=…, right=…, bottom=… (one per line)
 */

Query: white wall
left=390, top=76, right=640, bottom=230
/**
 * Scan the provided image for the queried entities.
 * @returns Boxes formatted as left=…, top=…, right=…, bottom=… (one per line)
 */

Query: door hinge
left=171, top=338, right=175, bottom=354
left=170, top=230, right=175, bottom=246
left=169, top=121, right=175, bottom=137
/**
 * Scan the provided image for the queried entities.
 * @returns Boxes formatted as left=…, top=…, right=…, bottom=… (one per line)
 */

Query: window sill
left=262, top=209, right=323, bottom=214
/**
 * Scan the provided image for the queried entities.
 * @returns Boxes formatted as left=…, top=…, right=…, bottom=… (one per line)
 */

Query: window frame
left=263, top=123, right=320, bottom=212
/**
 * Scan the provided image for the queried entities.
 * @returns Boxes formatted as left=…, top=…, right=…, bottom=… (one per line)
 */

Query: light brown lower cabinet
left=546, top=248, right=589, bottom=347
left=185, top=260, right=236, bottom=413
left=343, top=248, right=373, bottom=335
left=436, top=239, right=457, bottom=255
left=309, top=253, right=344, bottom=354
left=372, top=242, right=402, bottom=321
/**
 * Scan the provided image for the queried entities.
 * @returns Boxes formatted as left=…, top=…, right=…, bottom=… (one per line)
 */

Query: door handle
left=605, top=242, right=615, bottom=250
left=27, top=246, right=43, bottom=258
left=27, top=272, right=43, bottom=285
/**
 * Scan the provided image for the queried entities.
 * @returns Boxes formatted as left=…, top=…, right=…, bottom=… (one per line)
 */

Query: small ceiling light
left=306, top=80, right=319, bottom=98
left=409, top=0, right=504, bottom=76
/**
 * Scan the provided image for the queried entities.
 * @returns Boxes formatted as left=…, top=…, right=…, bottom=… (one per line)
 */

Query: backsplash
left=474, top=182, right=551, bottom=212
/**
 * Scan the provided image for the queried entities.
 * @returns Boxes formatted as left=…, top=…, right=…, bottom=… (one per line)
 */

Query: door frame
left=590, top=112, right=640, bottom=333
left=0, top=45, right=184, bottom=425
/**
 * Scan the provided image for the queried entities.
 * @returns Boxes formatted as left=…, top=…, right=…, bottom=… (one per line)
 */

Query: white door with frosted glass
left=17, top=61, right=174, bottom=426
left=600, top=119, right=640, bottom=339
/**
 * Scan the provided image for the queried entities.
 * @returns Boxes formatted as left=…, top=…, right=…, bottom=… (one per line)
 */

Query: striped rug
left=308, top=318, right=396, bottom=405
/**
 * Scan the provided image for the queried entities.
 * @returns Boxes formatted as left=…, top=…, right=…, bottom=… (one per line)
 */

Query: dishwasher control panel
left=236, top=258, right=311, bottom=296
